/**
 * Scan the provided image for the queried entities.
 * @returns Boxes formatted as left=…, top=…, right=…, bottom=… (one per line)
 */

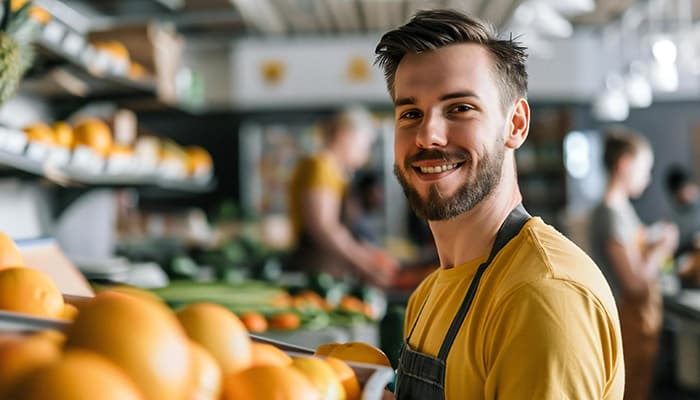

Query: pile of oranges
left=0, top=231, right=392, bottom=400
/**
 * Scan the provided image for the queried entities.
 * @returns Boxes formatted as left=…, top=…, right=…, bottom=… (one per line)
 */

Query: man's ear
left=505, top=98, right=530, bottom=150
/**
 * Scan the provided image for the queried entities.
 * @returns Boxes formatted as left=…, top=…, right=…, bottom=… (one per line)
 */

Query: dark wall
left=557, top=100, right=700, bottom=224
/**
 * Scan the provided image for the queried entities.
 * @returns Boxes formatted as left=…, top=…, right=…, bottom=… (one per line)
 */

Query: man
left=287, top=106, right=398, bottom=287
left=590, top=130, right=677, bottom=400
left=665, top=164, right=700, bottom=255
left=374, top=10, right=624, bottom=399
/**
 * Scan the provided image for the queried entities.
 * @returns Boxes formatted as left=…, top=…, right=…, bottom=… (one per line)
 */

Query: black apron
left=394, top=204, right=531, bottom=400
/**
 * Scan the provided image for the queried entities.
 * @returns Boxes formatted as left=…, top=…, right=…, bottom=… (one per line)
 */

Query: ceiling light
left=592, top=74, right=629, bottom=122
left=652, top=38, right=677, bottom=64
left=625, top=62, right=652, bottom=108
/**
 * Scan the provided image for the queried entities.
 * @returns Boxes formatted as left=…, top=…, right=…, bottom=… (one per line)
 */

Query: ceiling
left=45, top=0, right=658, bottom=40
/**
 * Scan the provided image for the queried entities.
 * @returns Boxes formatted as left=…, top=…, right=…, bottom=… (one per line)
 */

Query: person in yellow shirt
left=287, top=107, right=398, bottom=287
left=374, top=9, right=624, bottom=399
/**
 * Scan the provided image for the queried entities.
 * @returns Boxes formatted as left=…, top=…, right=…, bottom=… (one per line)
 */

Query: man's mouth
left=414, top=163, right=462, bottom=174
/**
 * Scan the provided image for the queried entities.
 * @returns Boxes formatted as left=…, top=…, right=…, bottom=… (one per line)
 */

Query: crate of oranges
left=0, top=230, right=395, bottom=399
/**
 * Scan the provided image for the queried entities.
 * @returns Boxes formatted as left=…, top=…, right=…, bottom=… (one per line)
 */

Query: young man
left=374, top=10, right=624, bottom=399
left=590, top=130, right=677, bottom=400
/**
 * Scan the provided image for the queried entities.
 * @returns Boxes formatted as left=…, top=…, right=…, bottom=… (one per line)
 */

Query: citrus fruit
left=176, top=303, right=251, bottom=374
left=221, top=365, right=320, bottom=400
left=52, top=121, right=74, bottom=148
left=7, top=350, right=143, bottom=400
left=0, top=334, right=62, bottom=397
left=292, top=356, right=345, bottom=400
left=314, top=342, right=391, bottom=367
left=58, top=303, right=78, bottom=321
left=73, top=118, right=113, bottom=157
left=65, top=291, right=192, bottom=400
left=188, top=341, right=222, bottom=400
left=0, top=232, right=23, bottom=268
left=250, top=342, right=292, bottom=367
left=268, top=312, right=301, bottom=330
left=324, top=357, right=360, bottom=400
left=0, top=267, right=64, bottom=318
left=23, top=123, right=55, bottom=145
left=240, top=311, right=268, bottom=333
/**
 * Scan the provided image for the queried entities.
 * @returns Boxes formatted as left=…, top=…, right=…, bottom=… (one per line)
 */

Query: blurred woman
left=590, top=128, right=678, bottom=400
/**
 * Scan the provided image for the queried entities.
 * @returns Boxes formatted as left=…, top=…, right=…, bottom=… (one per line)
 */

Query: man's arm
left=483, top=280, right=623, bottom=399
left=300, top=188, right=397, bottom=287
left=606, top=223, right=677, bottom=298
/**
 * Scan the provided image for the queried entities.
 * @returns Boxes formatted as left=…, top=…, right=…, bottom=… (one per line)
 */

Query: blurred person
left=286, top=107, right=399, bottom=287
left=345, top=170, right=386, bottom=246
left=375, top=9, right=623, bottom=399
left=665, top=164, right=700, bottom=255
left=590, top=128, right=678, bottom=400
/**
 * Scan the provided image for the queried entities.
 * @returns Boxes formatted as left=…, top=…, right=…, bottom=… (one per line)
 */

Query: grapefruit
left=221, top=365, right=320, bottom=400
left=65, top=291, right=192, bottom=400
left=250, top=342, right=292, bottom=367
left=7, top=350, right=143, bottom=400
left=176, top=303, right=252, bottom=375
left=188, top=341, right=222, bottom=400
left=325, top=357, right=360, bottom=400
left=0, top=334, right=62, bottom=398
left=314, top=342, right=391, bottom=367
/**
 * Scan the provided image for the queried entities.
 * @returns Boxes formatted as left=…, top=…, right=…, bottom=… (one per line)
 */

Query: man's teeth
left=419, top=164, right=458, bottom=174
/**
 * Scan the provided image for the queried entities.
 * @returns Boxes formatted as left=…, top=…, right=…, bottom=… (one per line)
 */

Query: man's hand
left=367, top=248, right=400, bottom=288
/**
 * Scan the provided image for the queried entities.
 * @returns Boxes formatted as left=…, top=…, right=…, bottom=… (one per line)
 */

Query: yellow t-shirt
left=405, top=217, right=624, bottom=399
left=287, top=153, right=347, bottom=240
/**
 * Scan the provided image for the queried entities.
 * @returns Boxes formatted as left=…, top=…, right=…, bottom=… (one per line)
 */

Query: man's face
left=392, top=43, right=509, bottom=221
left=627, top=147, right=653, bottom=198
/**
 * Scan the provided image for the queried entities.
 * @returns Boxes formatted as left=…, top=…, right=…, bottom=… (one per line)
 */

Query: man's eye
left=399, top=110, right=421, bottom=120
left=449, top=104, right=473, bottom=113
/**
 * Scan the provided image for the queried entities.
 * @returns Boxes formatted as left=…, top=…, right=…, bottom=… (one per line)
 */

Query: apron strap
left=436, top=204, right=531, bottom=361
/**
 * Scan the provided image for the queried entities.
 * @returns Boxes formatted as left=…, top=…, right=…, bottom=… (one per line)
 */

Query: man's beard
left=394, top=145, right=505, bottom=221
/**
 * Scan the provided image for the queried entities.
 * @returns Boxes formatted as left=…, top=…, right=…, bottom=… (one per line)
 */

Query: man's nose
left=415, top=111, right=447, bottom=149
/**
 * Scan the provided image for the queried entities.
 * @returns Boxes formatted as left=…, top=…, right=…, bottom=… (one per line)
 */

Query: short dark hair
left=666, top=164, right=694, bottom=194
left=374, top=9, right=528, bottom=109
left=602, top=127, right=649, bottom=174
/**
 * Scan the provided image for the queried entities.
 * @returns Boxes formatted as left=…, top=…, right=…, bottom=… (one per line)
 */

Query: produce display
left=0, top=231, right=395, bottom=399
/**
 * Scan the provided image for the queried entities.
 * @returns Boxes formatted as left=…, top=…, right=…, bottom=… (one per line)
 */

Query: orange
left=0, top=267, right=64, bottom=318
left=65, top=291, right=192, bottom=400
left=268, top=312, right=301, bottom=330
left=110, top=144, right=134, bottom=156
left=0, top=334, right=62, bottom=398
left=176, top=303, right=252, bottom=375
left=314, top=342, right=391, bottom=368
left=23, top=123, right=55, bottom=145
left=102, top=285, right=163, bottom=305
left=292, top=356, right=345, bottom=400
left=185, top=146, right=213, bottom=175
left=0, top=231, right=23, bottom=268
left=128, top=62, right=148, bottom=80
left=324, top=357, right=360, bottom=400
left=241, top=311, right=268, bottom=333
left=221, top=365, right=320, bottom=400
left=73, top=118, right=113, bottom=157
left=52, top=121, right=74, bottom=148
left=188, top=341, right=222, bottom=400
left=11, top=0, right=51, bottom=24
left=250, top=342, right=292, bottom=367
left=30, top=330, right=66, bottom=348
left=93, top=41, right=130, bottom=61
left=6, top=350, right=143, bottom=400
left=58, top=303, right=78, bottom=321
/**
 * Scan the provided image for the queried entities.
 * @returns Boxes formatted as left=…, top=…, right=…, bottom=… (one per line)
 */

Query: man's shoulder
left=508, top=217, right=618, bottom=313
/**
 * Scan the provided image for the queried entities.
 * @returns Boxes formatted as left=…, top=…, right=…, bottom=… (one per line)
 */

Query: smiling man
left=375, top=10, right=624, bottom=399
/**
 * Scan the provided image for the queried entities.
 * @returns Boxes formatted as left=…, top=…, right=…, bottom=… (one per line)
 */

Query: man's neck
left=428, top=174, right=522, bottom=269
left=604, top=179, right=629, bottom=207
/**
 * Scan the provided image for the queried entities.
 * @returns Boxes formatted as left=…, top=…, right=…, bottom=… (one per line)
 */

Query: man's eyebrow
left=394, top=91, right=480, bottom=106
left=394, top=96, right=415, bottom=106
left=439, top=91, right=480, bottom=101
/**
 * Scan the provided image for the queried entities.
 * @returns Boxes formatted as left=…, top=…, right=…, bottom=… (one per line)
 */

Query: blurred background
left=1, top=0, right=700, bottom=398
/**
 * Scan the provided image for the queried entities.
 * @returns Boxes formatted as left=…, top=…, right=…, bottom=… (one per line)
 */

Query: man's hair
left=374, top=9, right=528, bottom=109
left=666, top=164, right=694, bottom=194
left=602, top=127, right=649, bottom=174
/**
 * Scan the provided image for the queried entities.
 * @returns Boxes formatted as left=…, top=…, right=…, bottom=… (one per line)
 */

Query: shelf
left=0, top=127, right=215, bottom=193
left=18, top=15, right=199, bottom=113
